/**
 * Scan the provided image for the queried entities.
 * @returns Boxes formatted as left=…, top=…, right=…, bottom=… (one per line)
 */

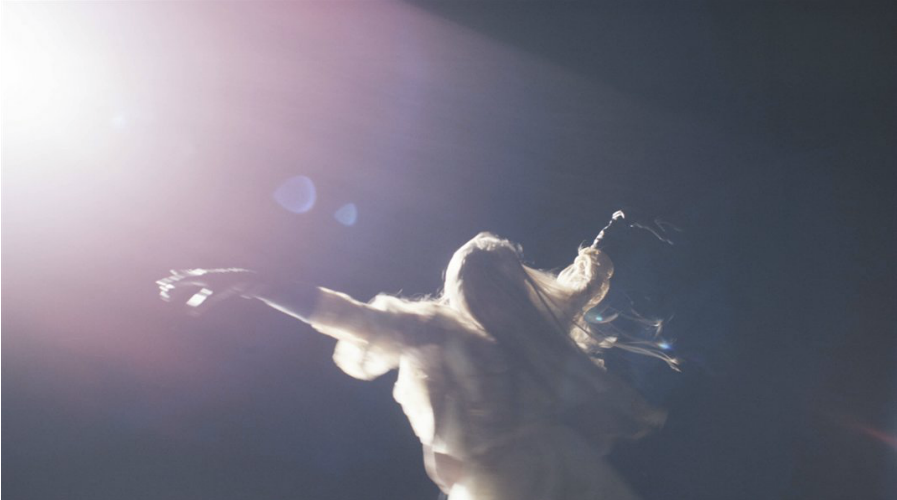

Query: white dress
left=307, top=285, right=647, bottom=500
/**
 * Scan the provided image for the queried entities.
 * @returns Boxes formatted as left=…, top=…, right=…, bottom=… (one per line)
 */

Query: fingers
left=157, top=268, right=254, bottom=293
left=156, top=269, right=219, bottom=304
left=156, top=268, right=260, bottom=318
left=157, top=270, right=206, bottom=302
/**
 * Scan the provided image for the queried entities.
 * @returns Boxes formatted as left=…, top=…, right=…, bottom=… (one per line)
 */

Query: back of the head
left=444, top=234, right=604, bottom=392
left=443, top=232, right=667, bottom=441
left=444, top=233, right=535, bottom=332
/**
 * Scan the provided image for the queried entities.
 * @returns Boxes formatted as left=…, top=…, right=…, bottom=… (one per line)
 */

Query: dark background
left=3, top=1, right=895, bottom=499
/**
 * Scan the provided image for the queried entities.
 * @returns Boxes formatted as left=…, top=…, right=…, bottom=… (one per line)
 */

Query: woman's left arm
left=157, top=269, right=438, bottom=347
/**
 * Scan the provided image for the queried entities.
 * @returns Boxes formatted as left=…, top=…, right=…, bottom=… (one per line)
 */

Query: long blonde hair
left=331, top=232, right=672, bottom=438
left=442, top=232, right=669, bottom=438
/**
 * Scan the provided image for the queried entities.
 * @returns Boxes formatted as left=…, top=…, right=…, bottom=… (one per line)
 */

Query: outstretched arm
left=250, top=279, right=322, bottom=324
left=157, top=269, right=437, bottom=347
left=157, top=268, right=319, bottom=321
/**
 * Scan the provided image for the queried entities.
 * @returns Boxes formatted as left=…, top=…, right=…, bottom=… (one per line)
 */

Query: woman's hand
left=592, top=210, right=681, bottom=249
left=156, top=268, right=264, bottom=315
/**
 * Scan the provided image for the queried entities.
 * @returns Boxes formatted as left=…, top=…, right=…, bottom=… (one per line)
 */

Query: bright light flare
left=2, top=4, right=123, bottom=144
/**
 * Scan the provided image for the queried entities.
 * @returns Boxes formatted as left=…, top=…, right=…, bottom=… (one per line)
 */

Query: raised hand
left=592, top=210, right=681, bottom=249
left=156, top=268, right=263, bottom=315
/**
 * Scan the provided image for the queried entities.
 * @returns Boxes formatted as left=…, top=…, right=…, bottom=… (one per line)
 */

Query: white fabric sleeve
left=307, top=288, right=443, bottom=380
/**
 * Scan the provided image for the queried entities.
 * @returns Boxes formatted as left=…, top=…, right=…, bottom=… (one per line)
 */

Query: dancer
left=158, top=214, right=677, bottom=500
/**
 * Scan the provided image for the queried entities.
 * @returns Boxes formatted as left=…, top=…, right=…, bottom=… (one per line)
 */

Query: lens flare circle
left=334, top=203, right=358, bottom=226
left=273, top=176, right=317, bottom=214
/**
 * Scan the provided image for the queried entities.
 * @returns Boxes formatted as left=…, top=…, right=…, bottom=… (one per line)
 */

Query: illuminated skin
left=158, top=220, right=675, bottom=500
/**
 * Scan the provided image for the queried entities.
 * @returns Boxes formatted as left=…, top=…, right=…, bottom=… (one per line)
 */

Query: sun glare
left=2, top=4, right=121, bottom=146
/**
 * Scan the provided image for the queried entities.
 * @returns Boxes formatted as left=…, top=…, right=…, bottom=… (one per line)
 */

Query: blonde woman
left=158, top=214, right=676, bottom=500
